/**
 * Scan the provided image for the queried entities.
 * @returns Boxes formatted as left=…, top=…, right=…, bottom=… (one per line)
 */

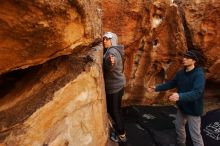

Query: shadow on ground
left=122, top=105, right=177, bottom=146
left=118, top=105, right=220, bottom=146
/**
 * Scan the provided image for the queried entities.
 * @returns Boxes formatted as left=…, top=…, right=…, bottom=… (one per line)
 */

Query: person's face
left=182, top=56, right=196, bottom=67
left=103, top=37, right=112, bottom=49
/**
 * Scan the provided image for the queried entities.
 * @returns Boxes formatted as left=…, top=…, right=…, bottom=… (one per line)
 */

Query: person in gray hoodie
left=103, top=32, right=126, bottom=143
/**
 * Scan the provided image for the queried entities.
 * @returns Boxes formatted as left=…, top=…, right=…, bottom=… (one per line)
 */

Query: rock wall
left=176, top=0, right=220, bottom=99
left=0, top=45, right=108, bottom=146
left=0, top=0, right=101, bottom=75
left=103, top=0, right=186, bottom=104
left=102, top=0, right=220, bottom=104
left=0, top=44, right=108, bottom=146
left=0, top=0, right=219, bottom=145
left=0, top=0, right=109, bottom=146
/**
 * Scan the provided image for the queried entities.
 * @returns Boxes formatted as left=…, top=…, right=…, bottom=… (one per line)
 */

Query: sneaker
left=110, top=132, right=119, bottom=142
left=118, top=134, right=127, bottom=142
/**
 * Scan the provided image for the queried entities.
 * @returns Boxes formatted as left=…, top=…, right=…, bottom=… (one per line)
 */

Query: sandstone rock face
left=103, top=0, right=187, bottom=104
left=0, top=0, right=101, bottom=75
left=177, top=0, right=220, bottom=99
left=0, top=0, right=109, bottom=146
left=0, top=44, right=108, bottom=146
left=179, top=0, right=220, bottom=76
left=103, top=0, right=220, bottom=104
left=0, top=0, right=219, bottom=145
left=181, top=0, right=220, bottom=82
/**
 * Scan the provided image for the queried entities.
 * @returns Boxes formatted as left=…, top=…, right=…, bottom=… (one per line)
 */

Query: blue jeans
left=175, top=109, right=204, bottom=146
left=106, top=88, right=125, bottom=135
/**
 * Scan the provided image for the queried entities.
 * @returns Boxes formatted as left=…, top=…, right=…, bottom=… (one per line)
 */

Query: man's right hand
left=109, top=54, right=115, bottom=66
left=147, top=86, right=156, bottom=93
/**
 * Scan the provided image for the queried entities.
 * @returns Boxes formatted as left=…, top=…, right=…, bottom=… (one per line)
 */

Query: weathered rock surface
left=0, top=44, right=108, bottom=146
left=178, top=0, right=220, bottom=78
left=0, top=0, right=101, bottom=75
left=0, top=0, right=219, bottom=145
left=176, top=0, right=220, bottom=101
left=0, top=0, right=109, bottom=146
left=102, top=0, right=220, bottom=105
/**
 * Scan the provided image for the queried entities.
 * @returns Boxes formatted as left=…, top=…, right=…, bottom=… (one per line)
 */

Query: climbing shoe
left=110, top=132, right=119, bottom=142
left=118, top=133, right=127, bottom=142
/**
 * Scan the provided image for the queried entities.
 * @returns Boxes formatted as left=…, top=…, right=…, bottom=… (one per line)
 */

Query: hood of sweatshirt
left=111, top=45, right=124, bottom=58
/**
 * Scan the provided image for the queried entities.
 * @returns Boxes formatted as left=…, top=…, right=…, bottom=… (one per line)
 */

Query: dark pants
left=106, top=88, right=125, bottom=135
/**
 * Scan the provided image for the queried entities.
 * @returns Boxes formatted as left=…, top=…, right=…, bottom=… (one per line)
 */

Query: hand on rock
left=109, top=54, right=115, bottom=66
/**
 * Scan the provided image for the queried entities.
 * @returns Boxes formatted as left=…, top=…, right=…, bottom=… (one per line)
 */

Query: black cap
left=184, top=50, right=201, bottom=62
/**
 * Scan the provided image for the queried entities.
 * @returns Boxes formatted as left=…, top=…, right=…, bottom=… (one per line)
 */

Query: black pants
left=106, top=88, right=125, bottom=135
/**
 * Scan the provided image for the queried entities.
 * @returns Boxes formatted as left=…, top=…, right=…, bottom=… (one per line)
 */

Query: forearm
left=179, top=89, right=204, bottom=102
left=155, top=80, right=177, bottom=92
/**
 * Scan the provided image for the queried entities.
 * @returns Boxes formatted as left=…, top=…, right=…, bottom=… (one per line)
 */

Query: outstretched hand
left=169, top=93, right=179, bottom=102
left=147, top=86, right=156, bottom=93
left=109, top=54, right=115, bottom=66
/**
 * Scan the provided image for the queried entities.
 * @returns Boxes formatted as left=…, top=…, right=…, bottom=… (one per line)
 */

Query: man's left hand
left=169, top=93, right=179, bottom=102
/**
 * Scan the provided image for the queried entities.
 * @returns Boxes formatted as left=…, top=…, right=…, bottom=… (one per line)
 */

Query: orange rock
left=103, top=0, right=220, bottom=105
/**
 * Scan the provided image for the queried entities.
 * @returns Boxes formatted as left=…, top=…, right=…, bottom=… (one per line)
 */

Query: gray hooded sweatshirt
left=103, top=32, right=126, bottom=94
